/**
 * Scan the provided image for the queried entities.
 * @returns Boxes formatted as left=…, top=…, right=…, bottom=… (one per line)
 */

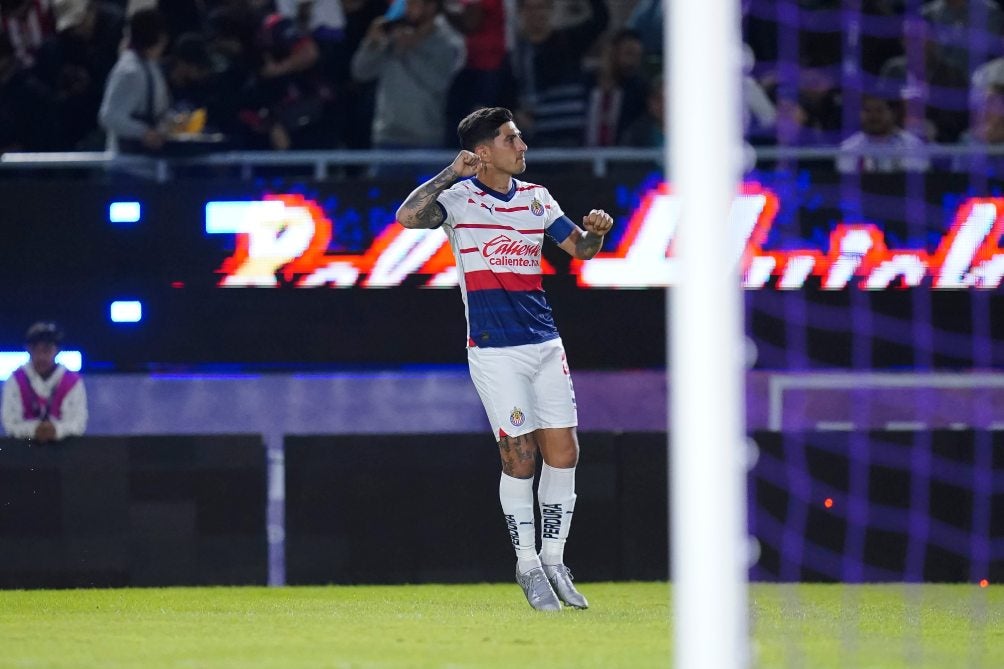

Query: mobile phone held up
left=383, top=0, right=407, bottom=28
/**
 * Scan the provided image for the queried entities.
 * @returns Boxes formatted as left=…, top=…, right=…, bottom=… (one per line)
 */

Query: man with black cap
left=2, top=322, right=88, bottom=443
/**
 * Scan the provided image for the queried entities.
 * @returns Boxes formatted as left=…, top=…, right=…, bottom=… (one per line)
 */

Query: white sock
left=499, top=472, right=540, bottom=574
left=537, top=463, right=577, bottom=566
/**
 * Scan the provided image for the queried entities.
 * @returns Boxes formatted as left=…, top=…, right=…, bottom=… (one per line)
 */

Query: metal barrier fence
left=4, top=144, right=1004, bottom=181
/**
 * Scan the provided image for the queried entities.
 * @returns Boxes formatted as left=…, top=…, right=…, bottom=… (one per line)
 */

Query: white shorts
left=467, top=337, right=578, bottom=441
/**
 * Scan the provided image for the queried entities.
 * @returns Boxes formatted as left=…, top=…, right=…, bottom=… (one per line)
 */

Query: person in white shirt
left=2, top=322, right=87, bottom=443
left=836, top=92, right=930, bottom=174
left=97, top=7, right=169, bottom=153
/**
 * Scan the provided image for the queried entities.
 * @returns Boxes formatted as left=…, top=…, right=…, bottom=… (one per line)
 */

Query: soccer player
left=396, top=106, right=613, bottom=611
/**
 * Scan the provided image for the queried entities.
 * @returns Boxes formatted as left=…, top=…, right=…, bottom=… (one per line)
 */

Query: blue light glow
left=109, top=201, right=141, bottom=224
left=0, top=351, right=83, bottom=380
left=206, top=200, right=285, bottom=233
left=110, top=300, right=142, bottom=323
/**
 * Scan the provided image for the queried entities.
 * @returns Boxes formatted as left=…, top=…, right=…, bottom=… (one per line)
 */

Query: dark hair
left=457, top=107, right=514, bottom=151
left=25, top=322, right=64, bottom=345
left=207, top=6, right=250, bottom=41
left=129, top=7, right=167, bottom=52
left=171, top=32, right=211, bottom=68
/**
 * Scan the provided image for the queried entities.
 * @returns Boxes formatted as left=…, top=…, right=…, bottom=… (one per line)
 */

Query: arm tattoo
left=498, top=433, right=537, bottom=477
left=397, top=166, right=457, bottom=228
left=575, top=230, right=604, bottom=259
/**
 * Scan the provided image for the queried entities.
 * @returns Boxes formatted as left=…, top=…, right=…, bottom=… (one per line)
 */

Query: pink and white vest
left=12, top=367, right=79, bottom=421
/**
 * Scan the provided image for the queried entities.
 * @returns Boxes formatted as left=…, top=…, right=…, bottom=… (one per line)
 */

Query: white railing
left=4, top=144, right=1004, bottom=181
left=0, top=147, right=659, bottom=181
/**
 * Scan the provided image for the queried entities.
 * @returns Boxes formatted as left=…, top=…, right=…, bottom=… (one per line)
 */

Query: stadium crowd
left=1, top=0, right=1004, bottom=167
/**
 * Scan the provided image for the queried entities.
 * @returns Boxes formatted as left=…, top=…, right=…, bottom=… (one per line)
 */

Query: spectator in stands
left=760, top=64, right=842, bottom=145
left=879, top=16, right=969, bottom=142
left=164, top=32, right=218, bottom=133
left=277, top=0, right=345, bottom=40
left=625, top=0, right=752, bottom=73
left=0, top=0, right=55, bottom=65
left=351, top=0, right=465, bottom=160
left=2, top=322, right=87, bottom=443
left=742, top=43, right=777, bottom=143
left=969, top=85, right=1004, bottom=143
left=34, top=0, right=124, bottom=150
left=259, top=9, right=323, bottom=84
left=240, top=12, right=330, bottom=150
left=276, top=0, right=346, bottom=86
left=97, top=6, right=170, bottom=153
left=0, top=30, right=58, bottom=151
left=619, top=74, right=664, bottom=154
left=584, top=28, right=648, bottom=147
left=967, top=40, right=1004, bottom=121
left=836, top=89, right=930, bottom=174
left=772, top=90, right=828, bottom=147
left=508, top=0, right=608, bottom=147
left=622, top=0, right=659, bottom=67
left=204, top=4, right=259, bottom=146
left=795, top=67, right=842, bottom=141
left=921, top=0, right=1004, bottom=74
left=954, top=85, right=1004, bottom=176
left=972, top=51, right=1004, bottom=101
left=443, top=0, right=513, bottom=143
left=328, top=0, right=385, bottom=155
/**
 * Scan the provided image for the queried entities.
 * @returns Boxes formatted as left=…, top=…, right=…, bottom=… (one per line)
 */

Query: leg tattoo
left=499, top=433, right=537, bottom=478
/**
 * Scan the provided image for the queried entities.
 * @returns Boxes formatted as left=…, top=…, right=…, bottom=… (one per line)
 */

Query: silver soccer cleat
left=542, top=563, right=589, bottom=609
left=516, top=567, right=562, bottom=611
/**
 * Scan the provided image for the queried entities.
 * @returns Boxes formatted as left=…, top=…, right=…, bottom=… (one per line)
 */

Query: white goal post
left=668, top=0, right=749, bottom=667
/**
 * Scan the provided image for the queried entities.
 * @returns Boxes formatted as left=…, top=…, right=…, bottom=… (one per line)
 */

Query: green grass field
left=0, top=582, right=1000, bottom=668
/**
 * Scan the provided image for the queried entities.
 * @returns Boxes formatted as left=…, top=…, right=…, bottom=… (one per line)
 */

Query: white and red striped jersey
left=0, top=0, right=54, bottom=65
left=436, top=176, right=575, bottom=348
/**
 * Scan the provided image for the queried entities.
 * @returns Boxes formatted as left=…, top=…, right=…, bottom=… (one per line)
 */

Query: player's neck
left=477, top=168, right=512, bottom=194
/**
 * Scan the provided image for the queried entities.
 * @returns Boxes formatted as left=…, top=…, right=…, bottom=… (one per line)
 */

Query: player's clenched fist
left=451, top=150, right=481, bottom=178
left=582, top=209, right=613, bottom=235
